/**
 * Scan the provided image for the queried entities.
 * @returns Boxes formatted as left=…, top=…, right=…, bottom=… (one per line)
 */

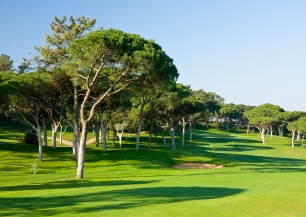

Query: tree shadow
left=210, top=144, right=274, bottom=152
left=0, top=186, right=245, bottom=216
left=0, top=179, right=157, bottom=192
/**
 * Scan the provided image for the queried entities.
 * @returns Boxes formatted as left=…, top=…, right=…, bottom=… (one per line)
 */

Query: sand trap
left=173, top=163, right=224, bottom=169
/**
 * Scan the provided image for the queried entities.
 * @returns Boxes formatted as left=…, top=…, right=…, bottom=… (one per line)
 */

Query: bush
left=24, top=130, right=38, bottom=145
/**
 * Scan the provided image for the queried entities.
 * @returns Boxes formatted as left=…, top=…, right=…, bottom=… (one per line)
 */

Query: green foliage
left=245, top=103, right=284, bottom=128
left=0, top=54, right=14, bottom=72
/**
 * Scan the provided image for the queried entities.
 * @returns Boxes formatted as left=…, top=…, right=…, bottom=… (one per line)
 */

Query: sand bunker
left=173, top=163, right=224, bottom=169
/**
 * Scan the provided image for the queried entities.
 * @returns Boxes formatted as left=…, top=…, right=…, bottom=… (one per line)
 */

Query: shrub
left=24, top=130, right=38, bottom=145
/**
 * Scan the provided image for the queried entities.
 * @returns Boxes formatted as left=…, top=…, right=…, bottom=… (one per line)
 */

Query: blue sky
left=1, top=0, right=306, bottom=111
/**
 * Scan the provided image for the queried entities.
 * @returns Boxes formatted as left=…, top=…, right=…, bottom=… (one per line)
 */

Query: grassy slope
left=1, top=128, right=306, bottom=217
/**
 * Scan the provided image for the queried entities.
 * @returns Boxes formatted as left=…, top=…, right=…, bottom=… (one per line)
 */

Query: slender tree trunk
left=181, top=117, right=187, bottom=147
left=292, top=129, right=296, bottom=148
left=59, top=124, right=67, bottom=145
left=112, top=128, right=116, bottom=147
left=162, top=129, right=167, bottom=147
left=261, top=128, right=265, bottom=144
left=189, top=122, right=193, bottom=141
left=297, top=131, right=301, bottom=141
left=94, top=125, right=99, bottom=147
left=170, top=123, right=176, bottom=150
left=76, top=122, right=88, bottom=179
left=227, top=115, right=229, bottom=131
left=51, top=121, right=60, bottom=149
left=147, top=126, right=153, bottom=149
left=37, top=127, right=43, bottom=161
left=73, top=84, right=80, bottom=158
left=101, top=119, right=107, bottom=152
left=270, top=125, right=273, bottom=138
left=136, top=107, right=144, bottom=150
left=117, top=130, right=123, bottom=148
left=302, top=134, right=304, bottom=146
left=42, top=118, right=48, bottom=146
left=247, top=124, right=250, bottom=134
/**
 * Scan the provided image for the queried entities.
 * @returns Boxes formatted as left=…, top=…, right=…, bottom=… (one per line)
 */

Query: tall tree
left=67, top=29, right=177, bottom=178
left=4, top=72, right=52, bottom=160
left=35, top=16, right=96, bottom=157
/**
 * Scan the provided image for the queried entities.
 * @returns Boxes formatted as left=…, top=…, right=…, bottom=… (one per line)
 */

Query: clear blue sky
left=1, top=0, right=306, bottom=111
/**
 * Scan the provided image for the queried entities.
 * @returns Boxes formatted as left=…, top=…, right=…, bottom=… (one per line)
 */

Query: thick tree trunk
left=42, top=118, right=48, bottom=146
left=76, top=122, right=87, bottom=179
left=136, top=107, right=144, bottom=150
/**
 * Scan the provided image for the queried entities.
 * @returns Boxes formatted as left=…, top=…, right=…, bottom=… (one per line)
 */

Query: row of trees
left=0, top=16, right=225, bottom=179
left=1, top=17, right=304, bottom=178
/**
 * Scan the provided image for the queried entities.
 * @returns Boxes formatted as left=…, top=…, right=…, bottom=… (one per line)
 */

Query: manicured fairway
left=1, top=129, right=306, bottom=216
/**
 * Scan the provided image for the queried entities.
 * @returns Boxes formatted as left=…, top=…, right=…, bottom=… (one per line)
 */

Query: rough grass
left=1, top=128, right=306, bottom=216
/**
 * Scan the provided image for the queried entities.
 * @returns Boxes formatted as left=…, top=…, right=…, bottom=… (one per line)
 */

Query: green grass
left=1, top=128, right=306, bottom=216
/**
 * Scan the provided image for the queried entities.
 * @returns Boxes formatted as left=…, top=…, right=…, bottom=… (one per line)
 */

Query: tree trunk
left=278, top=126, right=284, bottom=137
left=73, top=84, right=80, bottom=158
left=292, top=129, right=296, bottom=148
left=112, top=129, right=116, bottom=147
left=247, top=124, right=249, bottom=134
left=37, top=125, right=43, bottom=161
left=76, top=122, right=88, bottom=179
left=42, top=118, right=48, bottom=146
left=59, top=124, right=67, bottom=145
left=297, top=131, right=300, bottom=141
left=226, top=115, right=229, bottom=131
left=101, top=119, right=107, bottom=152
left=270, top=125, right=273, bottom=138
left=261, top=128, right=265, bottom=144
left=117, top=130, right=123, bottom=148
left=189, top=122, right=193, bottom=141
left=147, top=126, right=153, bottom=149
left=51, top=121, right=60, bottom=149
left=181, top=117, right=187, bottom=147
left=94, top=125, right=99, bottom=147
left=170, top=123, right=176, bottom=150
left=162, top=129, right=167, bottom=147
left=136, top=107, right=144, bottom=150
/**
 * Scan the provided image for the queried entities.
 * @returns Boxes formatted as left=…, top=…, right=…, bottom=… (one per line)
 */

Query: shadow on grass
left=0, top=179, right=157, bottom=192
left=210, top=144, right=274, bottom=152
left=0, top=186, right=245, bottom=216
